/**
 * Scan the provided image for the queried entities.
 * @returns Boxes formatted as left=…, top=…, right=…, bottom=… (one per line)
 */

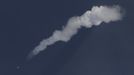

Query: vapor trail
left=27, top=5, right=123, bottom=59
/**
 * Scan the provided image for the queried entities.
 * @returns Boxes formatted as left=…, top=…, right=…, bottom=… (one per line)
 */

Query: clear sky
left=0, top=0, right=134, bottom=75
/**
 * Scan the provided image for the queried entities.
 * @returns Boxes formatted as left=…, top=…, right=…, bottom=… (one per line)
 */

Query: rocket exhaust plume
left=27, top=5, right=123, bottom=59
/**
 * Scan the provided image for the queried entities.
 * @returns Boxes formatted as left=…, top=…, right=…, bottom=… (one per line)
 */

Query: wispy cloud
left=27, top=5, right=123, bottom=59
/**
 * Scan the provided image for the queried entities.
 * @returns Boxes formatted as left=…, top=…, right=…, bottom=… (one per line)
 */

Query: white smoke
left=27, top=5, right=123, bottom=59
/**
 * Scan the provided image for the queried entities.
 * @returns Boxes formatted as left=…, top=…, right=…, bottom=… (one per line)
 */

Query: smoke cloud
left=27, top=5, right=123, bottom=59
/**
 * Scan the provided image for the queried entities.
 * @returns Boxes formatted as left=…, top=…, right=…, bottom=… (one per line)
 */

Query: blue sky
left=0, top=0, right=134, bottom=75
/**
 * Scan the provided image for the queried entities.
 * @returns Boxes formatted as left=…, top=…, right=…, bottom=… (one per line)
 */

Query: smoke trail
left=27, top=5, right=123, bottom=59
